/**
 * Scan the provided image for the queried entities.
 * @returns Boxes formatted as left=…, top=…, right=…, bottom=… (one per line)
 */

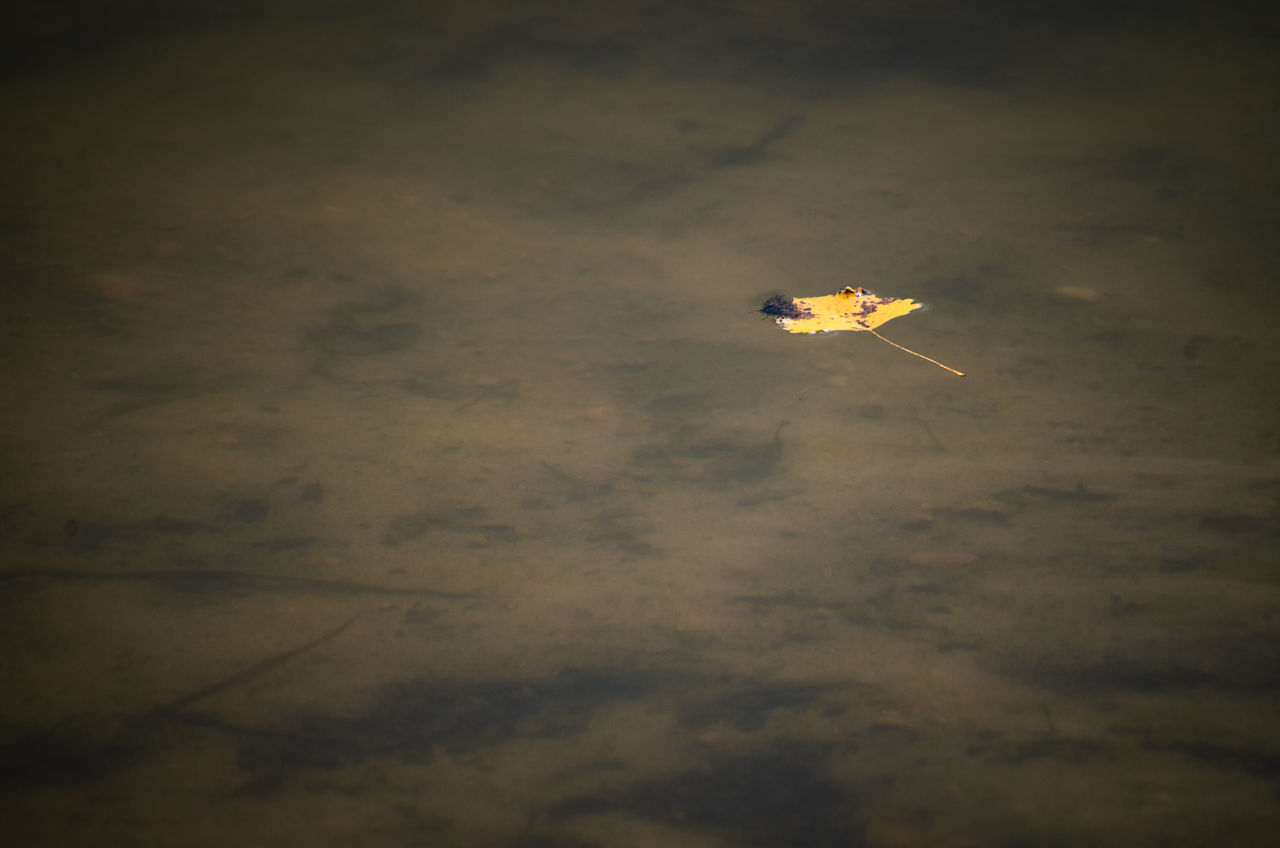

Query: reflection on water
left=2, top=2, right=1278, bottom=845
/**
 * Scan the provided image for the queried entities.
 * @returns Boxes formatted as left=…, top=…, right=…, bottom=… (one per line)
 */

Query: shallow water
left=2, top=2, right=1278, bottom=846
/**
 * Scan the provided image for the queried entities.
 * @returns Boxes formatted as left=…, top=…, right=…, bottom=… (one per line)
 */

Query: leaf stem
left=867, top=330, right=966, bottom=376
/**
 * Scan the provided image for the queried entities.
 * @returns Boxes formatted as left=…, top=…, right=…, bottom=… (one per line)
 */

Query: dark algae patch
left=760, top=293, right=804, bottom=319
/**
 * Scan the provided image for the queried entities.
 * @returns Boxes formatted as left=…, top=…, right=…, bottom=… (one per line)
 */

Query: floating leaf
left=762, top=287, right=965, bottom=376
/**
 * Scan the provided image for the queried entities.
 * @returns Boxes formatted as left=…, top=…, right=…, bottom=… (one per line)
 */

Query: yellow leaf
left=775, top=286, right=920, bottom=333
left=762, top=287, right=965, bottom=376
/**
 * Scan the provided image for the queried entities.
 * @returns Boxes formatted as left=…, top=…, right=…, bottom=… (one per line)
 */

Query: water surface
left=2, top=3, right=1278, bottom=846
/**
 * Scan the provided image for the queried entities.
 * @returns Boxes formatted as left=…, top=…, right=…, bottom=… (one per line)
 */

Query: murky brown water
left=3, top=3, right=1278, bottom=846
